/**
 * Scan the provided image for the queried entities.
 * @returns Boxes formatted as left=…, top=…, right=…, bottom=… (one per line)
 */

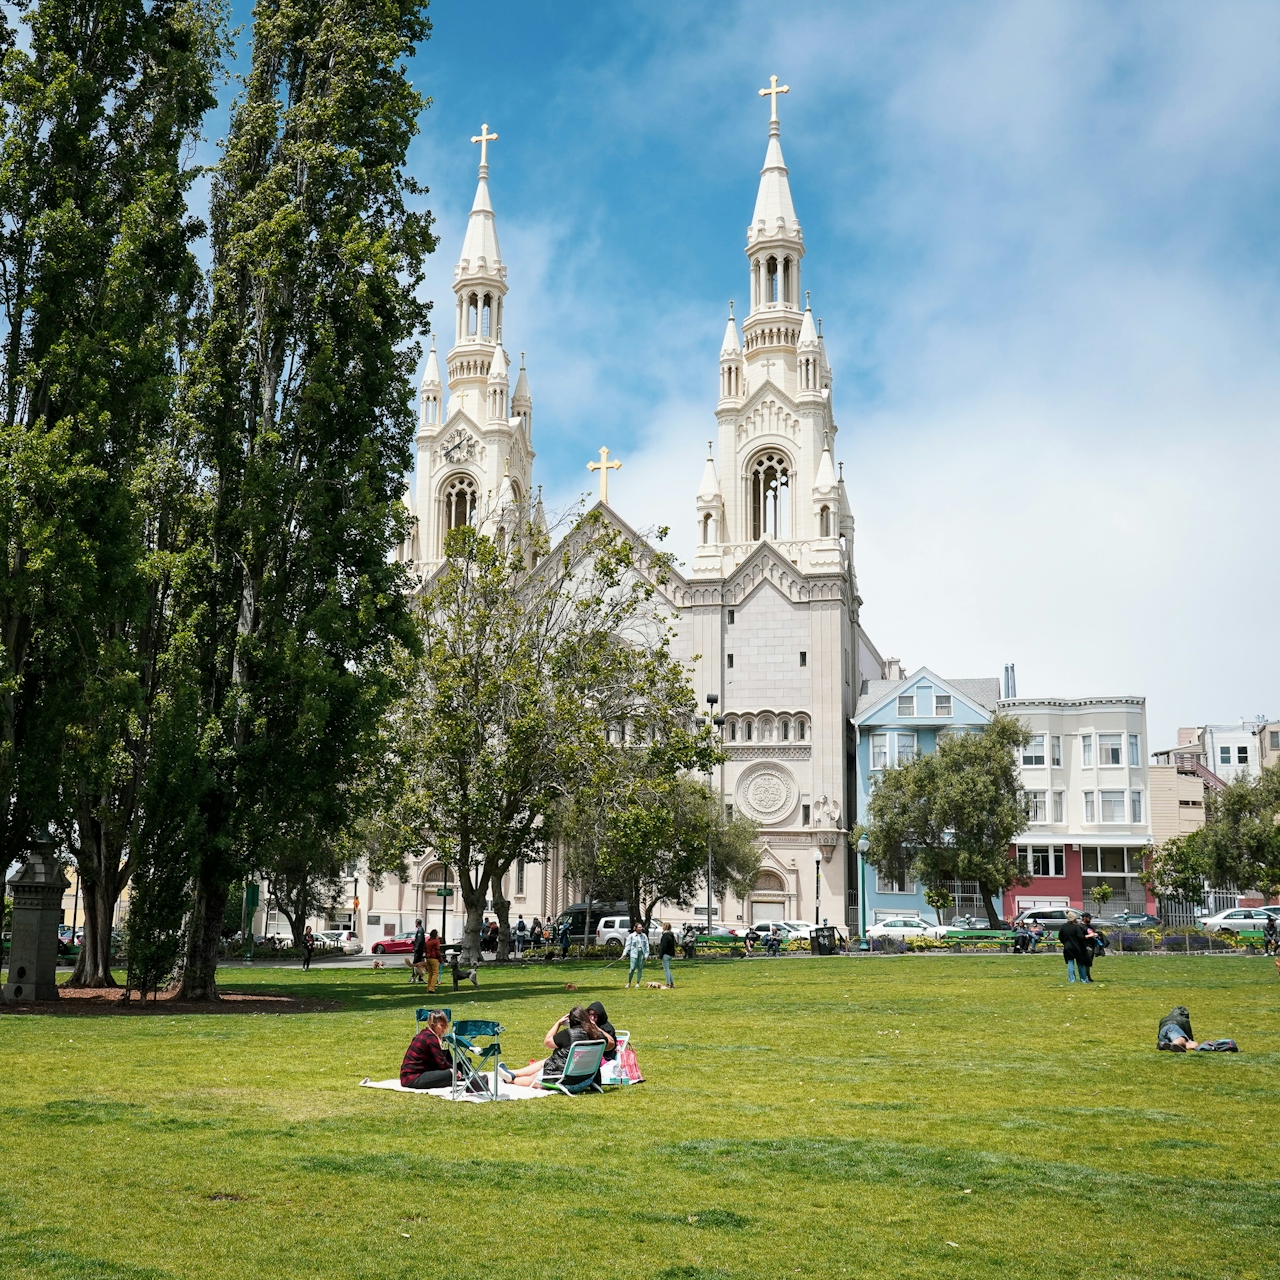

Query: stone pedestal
left=4, top=840, right=69, bottom=1001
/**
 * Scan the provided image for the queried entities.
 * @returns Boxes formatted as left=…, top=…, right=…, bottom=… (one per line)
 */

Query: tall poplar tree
left=0, top=0, right=224, bottom=932
left=174, top=0, right=434, bottom=997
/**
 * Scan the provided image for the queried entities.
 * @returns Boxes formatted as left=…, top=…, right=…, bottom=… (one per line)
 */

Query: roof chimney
left=1003, top=663, right=1017, bottom=700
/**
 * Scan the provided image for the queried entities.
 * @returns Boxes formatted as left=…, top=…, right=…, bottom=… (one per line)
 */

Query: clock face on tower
left=441, top=427, right=478, bottom=464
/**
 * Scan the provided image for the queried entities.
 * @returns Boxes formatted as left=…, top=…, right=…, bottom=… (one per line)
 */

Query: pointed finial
left=520, top=351, right=526, bottom=368
left=728, top=300, right=735, bottom=319
left=838, top=461, right=844, bottom=480
left=471, top=122, right=498, bottom=173
left=805, top=290, right=811, bottom=309
left=759, top=74, right=790, bottom=124
left=707, top=440, right=714, bottom=460
left=817, top=318, right=823, bottom=336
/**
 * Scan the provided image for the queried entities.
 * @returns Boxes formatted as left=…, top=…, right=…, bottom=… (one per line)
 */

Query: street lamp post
left=705, top=692, right=723, bottom=943
left=813, top=848, right=822, bottom=930
left=857, top=833, right=870, bottom=951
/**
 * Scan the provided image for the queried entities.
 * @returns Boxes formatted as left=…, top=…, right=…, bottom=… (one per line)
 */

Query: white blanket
left=358, top=1077, right=552, bottom=1103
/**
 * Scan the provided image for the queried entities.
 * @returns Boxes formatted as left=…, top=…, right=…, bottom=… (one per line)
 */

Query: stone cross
left=759, top=358, right=777, bottom=382
left=471, top=122, right=498, bottom=168
left=758, top=75, right=790, bottom=122
left=587, top=446, right=622, bottom=504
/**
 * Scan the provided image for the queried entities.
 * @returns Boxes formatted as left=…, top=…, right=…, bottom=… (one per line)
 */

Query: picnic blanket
left=358, top=1077, right=553, bottom=1103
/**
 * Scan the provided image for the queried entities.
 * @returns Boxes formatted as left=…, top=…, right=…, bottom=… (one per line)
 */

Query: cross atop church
left=758, top=74, right=789, bottom=122
left=759, top=357, right=777, bottom=382
left=587, top=446, right=622, bottom=505
left=471, top=122, right=498, bottom=168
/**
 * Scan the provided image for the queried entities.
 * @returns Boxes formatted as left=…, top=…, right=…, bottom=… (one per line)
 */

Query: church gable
left=733, top=390, right=802, bottom=450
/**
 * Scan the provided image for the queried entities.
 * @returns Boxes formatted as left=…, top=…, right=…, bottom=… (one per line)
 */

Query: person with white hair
left=1058, top=910, right=1090, bottom=983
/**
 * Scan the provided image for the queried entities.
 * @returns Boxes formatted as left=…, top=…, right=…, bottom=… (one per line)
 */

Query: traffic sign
left=435, top=887, right=454, bottom=898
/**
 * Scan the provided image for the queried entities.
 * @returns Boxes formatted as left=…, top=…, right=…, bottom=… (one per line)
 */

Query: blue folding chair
left=539, top=1039, right=605, bottom=1096
left=444, top=1018, right=505, bottom=1100
left=415, top=1006, right=451, bottom=1032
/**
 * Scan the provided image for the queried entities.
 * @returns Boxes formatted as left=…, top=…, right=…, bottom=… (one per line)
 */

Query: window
left=1081, top=847, right=1098, bottom=872
left=897, top=694, right=915, bottom=717
left=728, top=721, right=737, bottom=742
left=1051, top=735, right=1062, bottom=767
left=743, top=719, right=753, bottom=742
left=896, top=733, right=917, bottom=764
left=1019, top=846, right=1065, bottom=878
left=516, top=859, right=525, bottom=895
left=1128, top=734, right=1140, bottom=767
left=935, top=694, right=952, bottom=717
left=727, top=654, right=734, bottom=669
left=749, top=450, right=790, bottom=540
left=1220, top=746, right=1231, bottom=765
left=1100, top=848, right=1124, bottom=873
left=801, top=804, right=811, bottom=827
left=1237, top=745, right=1249, bottom=765
left=1082, top=734, right=1093, bottom=766
left=1099, top=733, right=1123, bottom=765
left=1100, top=790, right=1126, bottom=822
left=876, top=868, right=914, bottom=894
left=780, top=719, right=790, bottom=741
left=1084, top=791, right=1095, bottom=822
left=727, top=609, right=735, bottom=625
left=443, top=474, right=478, bottom=531
left=1026, top=791, right=1047, bottom=822
left=1023, top=735, right=1045, bottom=766
left=799, top=651, right=807, bottom=667
left=796, top=718, right=807, bottom=742
left=871, top=734, right=888, bottom=770
left=1131, top=791, right=1143, bottom=822
left=1271, top=731, right=1279, bottom=750
left=1052, top=791, right=1064, bottom=823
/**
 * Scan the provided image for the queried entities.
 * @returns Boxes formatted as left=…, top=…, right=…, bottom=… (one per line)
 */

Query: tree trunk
left=493, top=890, right=512, bottom=962
left=68, top=873, right=119, bottom=987
left=979, top=883, right=1003, bottom=930
left=457, top=867, right=488, bottom=966
left=177, top=872, right=229, bottom=1000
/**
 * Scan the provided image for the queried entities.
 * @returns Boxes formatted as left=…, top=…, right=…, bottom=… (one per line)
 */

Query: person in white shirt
left=621, top=923, right=650, bottom=988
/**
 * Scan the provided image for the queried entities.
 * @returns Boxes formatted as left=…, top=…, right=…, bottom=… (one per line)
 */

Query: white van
left=595, top=915, right=663, bottom=956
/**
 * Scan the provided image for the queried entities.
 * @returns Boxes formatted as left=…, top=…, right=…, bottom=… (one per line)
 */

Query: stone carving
left=736, top=762, right=797, bottom=825
left=813, top=794, right=841, bottom=828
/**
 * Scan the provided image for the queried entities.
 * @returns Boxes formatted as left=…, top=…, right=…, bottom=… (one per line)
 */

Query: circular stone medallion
left=736, top=762, right=798, bottom=825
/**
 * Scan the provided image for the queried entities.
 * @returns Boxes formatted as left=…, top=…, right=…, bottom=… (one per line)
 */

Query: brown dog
left=405, top=957, right=428, bottom=983
left=371, top=959, right=386, bottom=970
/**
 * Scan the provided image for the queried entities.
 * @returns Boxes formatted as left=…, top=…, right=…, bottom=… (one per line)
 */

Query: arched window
left=766, top=256, right=778, bottom=303
left=443, top=474, right=477, bottom=532
left=750, top=450, right=791, bottom=540
left=702, top=512, right=712, bottom=544
left=782, top=257, right=792, bottom=304
left=820, top=505, right=831, bottom=537
left=744, top=718, right=754, bottom=742
left=728, top=720, right=737, bottom=742
left=796, top=718, right=807, bottom=742
left=481, top=293, right=492, bottom=337
left=467, top=293, right=478, bottom=335
left=780, top=718, right=790, bottom=742
left=425, top=863, right=453, bottom=888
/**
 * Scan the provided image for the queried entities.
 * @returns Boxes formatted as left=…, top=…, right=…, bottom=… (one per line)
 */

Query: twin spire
left=457, top=123, right=503, bottom=280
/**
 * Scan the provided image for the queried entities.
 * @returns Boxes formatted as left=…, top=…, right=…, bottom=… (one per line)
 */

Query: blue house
left=851, top=668, right=1001, bottom=931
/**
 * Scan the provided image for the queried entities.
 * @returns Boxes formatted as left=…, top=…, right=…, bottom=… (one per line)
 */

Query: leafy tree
left=173, top=0, right=434, bottom=997
left=1146, top=763, right=1280, bottom=904
left=396, top=514, right=701, bottom=963
left=866, top=714, right=1032, bottom=928
left=923, top=884, right=953, bottom=926
left=1089, top=882, right=1113, bottom=912
left=0, top=0, right=223, bottom=913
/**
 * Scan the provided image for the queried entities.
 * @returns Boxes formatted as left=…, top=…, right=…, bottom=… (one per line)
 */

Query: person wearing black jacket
left=658, top=922, right=677, bottom=987
left=1058, top=912, right=1088, bottom=983
left=1079, top=913, right=1104, bottom=983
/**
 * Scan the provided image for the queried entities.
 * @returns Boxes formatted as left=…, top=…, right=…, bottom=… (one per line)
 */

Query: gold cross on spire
left=758, top=74, right=789, bottom=122
left=587, top=446, right=622, bottom=505
left=471, top=122, right=498, bottom=168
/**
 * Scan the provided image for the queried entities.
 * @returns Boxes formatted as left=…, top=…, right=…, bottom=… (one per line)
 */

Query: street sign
left=435, top=887, right=454, bottom=898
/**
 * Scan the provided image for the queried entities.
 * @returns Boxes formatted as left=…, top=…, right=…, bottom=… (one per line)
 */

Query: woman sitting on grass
left=500, top=1006, right=603, bottom=1087
left=400, top=1010, right=459, bottom=1089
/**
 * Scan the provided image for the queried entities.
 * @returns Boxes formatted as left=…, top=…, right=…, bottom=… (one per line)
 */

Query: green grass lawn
left=2, top=952, right=1278, bottom=1280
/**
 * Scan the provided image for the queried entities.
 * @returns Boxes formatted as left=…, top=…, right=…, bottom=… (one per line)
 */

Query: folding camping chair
left=598, top=1030, right=632, bottom=1087
left=444, top=1018, right=505, bottom=1101
left=415, top=1006, right=452, bottom=1033
left=539, top=1038, right=605, bottom=1095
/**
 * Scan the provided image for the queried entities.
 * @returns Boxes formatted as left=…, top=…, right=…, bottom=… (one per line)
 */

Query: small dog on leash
left=405, top=957, right=428, bottom=983
left=645, top=981, right=665, bottom=989
left=564, top=982, right=579, bottom=992
left=371, top=959, right=386, bottom=970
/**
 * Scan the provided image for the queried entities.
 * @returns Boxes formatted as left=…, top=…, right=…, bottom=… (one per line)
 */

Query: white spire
left=814, top=435, right=837, bottom=497
left=798, top=298, right=818, bottom=348
left=512, top=352, right=531, bottom=406
left=421, top=336, right=442, bottom=389
left=488, top=343, right=509, bottom=383
left=721, top=304, right=742, bottom=355
left=698, top=441, right=722, bottom=501
left=458, top=125, right=503, bottom=279
left=750, top=116, right=799, bottom=238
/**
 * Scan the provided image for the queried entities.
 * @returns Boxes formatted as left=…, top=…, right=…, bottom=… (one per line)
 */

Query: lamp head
left=706, top=692, right=719, bottom=707
left=712, top=715, right=725, bottom=727
left=813, top=849, right=823, bottom=864
left=857, top=833, right=870, bottom=854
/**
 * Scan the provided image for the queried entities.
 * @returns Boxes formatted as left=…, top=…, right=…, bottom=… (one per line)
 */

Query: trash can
left=811, top=926, right=838, bottom=956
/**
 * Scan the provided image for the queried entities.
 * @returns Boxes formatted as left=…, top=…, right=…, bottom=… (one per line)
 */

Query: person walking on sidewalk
left=301, top=926, right=316, bottom=972
left=658, top=922, right=676, bottom=988
left=622, top=922, right=650, bottom=988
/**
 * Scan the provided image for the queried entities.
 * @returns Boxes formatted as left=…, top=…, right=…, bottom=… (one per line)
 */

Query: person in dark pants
left=301, top=926, right=315, bottom=971
left=559, top=918, right=571, bottom=958
left=1263, top=914, right=1279, bottom=957
left=658, top=921, right=677, bottom=987
left=411, top=918, right=426, bottom=982
left=1080, top=913, right=1103, bottom=983
left=400, top=1010, right=458, bottom=1089
left=1058, top=911, right=1088, bottom=982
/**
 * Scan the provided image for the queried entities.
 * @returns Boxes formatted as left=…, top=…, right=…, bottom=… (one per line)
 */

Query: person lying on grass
left=1156, top=1005, right=1239, bottom=1052
left=400, top=1010, right=462, bottom=1089
left=500, top=1006, right=604, bottom=1087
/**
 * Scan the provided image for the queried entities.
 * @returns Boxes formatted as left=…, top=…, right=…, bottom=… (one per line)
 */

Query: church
left=362, top=86, right=888, bottom=946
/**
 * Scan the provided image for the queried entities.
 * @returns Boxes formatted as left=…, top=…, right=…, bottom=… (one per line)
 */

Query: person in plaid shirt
left=400, top=1010, right=455, bottom=1089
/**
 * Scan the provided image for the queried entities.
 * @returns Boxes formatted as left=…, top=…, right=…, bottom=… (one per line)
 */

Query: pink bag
left=617, top=1040, right=644, bottom=1084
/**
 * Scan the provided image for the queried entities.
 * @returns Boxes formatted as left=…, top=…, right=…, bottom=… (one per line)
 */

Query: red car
left=370, top=931, right=417, bottom=955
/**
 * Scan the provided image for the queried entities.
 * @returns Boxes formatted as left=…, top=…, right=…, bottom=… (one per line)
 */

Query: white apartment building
left=998, top=695, right=1154, bottom=915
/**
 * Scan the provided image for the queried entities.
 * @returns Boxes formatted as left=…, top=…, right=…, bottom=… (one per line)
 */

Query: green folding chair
left=444, top=1018, right=505, bottom=1100
left=539, top=1039, right=605, bottom=1095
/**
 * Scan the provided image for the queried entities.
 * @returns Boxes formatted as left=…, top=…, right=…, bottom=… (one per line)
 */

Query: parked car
left=319, top=929, right=362, bottom=954
left=779, top=920, right=815, bottom=941
left=866, top=916, right=947, bottom=941
left=1099, top=911, right=1163, bottom=929
left=1013, top=908, right=1076, bottom=933
left=370, top=930, right=417, bottom=955
left=1198, top=907, right=1277, bottom=933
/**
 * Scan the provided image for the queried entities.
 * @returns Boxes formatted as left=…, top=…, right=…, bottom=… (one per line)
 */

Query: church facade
left=348, top=95, right=888, bottom=948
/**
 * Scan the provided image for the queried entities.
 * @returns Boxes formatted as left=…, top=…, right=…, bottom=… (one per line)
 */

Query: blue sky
left=215, top=0, right=1280, bottom=750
